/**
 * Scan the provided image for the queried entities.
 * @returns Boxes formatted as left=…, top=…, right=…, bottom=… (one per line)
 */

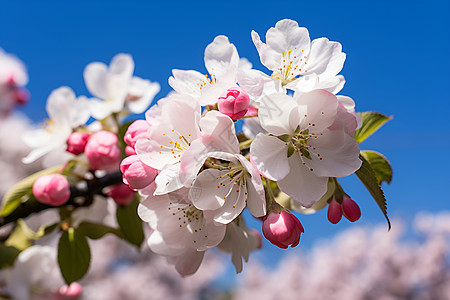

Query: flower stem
left=239, top=138, right=254, bottom=149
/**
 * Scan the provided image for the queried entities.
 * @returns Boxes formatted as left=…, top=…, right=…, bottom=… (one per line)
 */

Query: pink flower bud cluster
left=120, top=121, right=157, bottom=191
left=327, top=196, right=361, bottom=224
left=32, top=174, right=70, bottom=206
left=262, top=211, right=304, bottom=249
left=66, top=130, right=123, bottom=171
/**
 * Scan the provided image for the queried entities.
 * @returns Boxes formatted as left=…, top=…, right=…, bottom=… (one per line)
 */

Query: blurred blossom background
left=1, top=0, right=450, bottom=299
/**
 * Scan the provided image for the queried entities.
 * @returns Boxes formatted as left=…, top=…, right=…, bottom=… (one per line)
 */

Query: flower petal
left=109, top=53, right=134, bottom=79
left=88, top=97, right=115, bottom=121
left=308, top=129, right=362, bottom=177
left=154, top=164, right=184, bottom=195
left=168, top=69, right=207, bottom=98
left=278, top=153, right=328, bottom=207
left=251, top=133, right=290, bottom=181
left=237, top=68, right=282, bottom=99
left=83, top=62, right=109, bottom=100
left=46, top=87, right=76, bottom=126
left=174, top=248, right=205, bottom=277
left=126, top=77, right=161, bottom=114
left=189, top=168, right=227, bottom=211
left=266, top=19, right=311, bottom=56
left=237, top=155, right=266, bottom=218
left=306, top=37, right=346, bottom=79
left=199, top=110, right=239, bottom=153
left=258, top=93, right=299, bottom=136
left=251, top=30, right=280, bottom=71
left=295, top=89, right=339, bottom=133
left=204, top=35, right=239, bottom=78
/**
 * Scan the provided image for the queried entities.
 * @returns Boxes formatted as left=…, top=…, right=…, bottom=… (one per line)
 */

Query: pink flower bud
left=217, top=87, right=251, bottom=120
left=342, top=196, right=361, bottom=222
left=85, top=131, right=121, bottom=171
left=32, top=174, right=70, bottom=206
left=13, top=88, right=29, bottom=105
left=54, top=282, right=82, bottom=300
left=327, top=198, right=343, bottom=224
left=124, top=120, right=150, bottom=148
left=107, top=183, right=135, bottom=206
left=66, top=132, right=91, bottom=155
left=262, top=211, right=304, bottom=249
left=120, top=155, right=158, bottom=190
left=125, top=145, right=136, bottom=156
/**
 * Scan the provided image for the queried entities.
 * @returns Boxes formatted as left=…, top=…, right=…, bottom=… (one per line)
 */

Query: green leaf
left=361, top=150, right=393, bottom=185
left=1, top=166, right=62, bottom=217
left=354, top=112, right=392, bottom=143
left=16, top=219, right=59, bottom=240
left=77, top=222, right=124, bottom=240
left=0, top=245, right=20, bottom=269
left=355, top=154, right=391, bottom=230
left=118, top=120, right=134, bottom=158
left=116, top=197, right=144, bottom=248
left=58, top=228, right=91, bottom=285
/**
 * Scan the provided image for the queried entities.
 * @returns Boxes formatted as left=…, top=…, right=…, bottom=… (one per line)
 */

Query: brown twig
left=0, top=171, right=123, bottom=228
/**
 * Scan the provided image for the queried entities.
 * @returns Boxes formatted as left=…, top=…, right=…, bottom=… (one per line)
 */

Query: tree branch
left=0, top=171, right=123, bottom=228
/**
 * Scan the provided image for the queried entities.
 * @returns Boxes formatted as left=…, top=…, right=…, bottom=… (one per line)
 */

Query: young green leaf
left=0, top=165, right=62, bottom=217
left=16, top=219, right=59, bottom=240
left=5, top=223, right=33, bottom=250
left=116, top=197, right=144, bottom=248
left=360, top=150, right=393, bottom=184
left=57, top=228, right=91, bottom=285
left=354, top=112, right=392, bottom=143
left=355, top=154, right=391, bottom=230
left=77, top=222, right=124, bottom=240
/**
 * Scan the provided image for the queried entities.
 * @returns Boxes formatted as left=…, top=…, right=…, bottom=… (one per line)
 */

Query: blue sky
left=1, top=0, right=450, bottom=279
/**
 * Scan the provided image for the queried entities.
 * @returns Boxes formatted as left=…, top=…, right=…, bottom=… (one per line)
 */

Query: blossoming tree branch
left=0, top=19, right=393, bottom=298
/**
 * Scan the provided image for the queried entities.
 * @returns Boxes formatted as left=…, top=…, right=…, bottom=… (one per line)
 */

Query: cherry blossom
left=135, top=94, right=201, bottom=195
left=138, top=184, right=226, bottom=275
left=84, top=53, right=160, bottom=120
left=22, top=87, right=90, bottom=164
left=177, top=110, right=266, bottom=223
left=169, top=35, right=244, bottom=106
left=218, top=218, right=261, bottom=273
left=251, top=90, right=361, bottom=207
left=242, top=19, right=346, bottom=96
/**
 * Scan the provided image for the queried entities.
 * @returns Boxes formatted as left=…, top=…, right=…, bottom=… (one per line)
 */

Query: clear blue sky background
left=1, top=0, right=450, bottom=284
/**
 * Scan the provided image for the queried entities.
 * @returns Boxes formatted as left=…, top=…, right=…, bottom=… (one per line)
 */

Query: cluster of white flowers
left=22, top=53, right=160, bottom=165
left=1, top=19, right=389, bottom=295
left=121, top=19, right=363, bottom=275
